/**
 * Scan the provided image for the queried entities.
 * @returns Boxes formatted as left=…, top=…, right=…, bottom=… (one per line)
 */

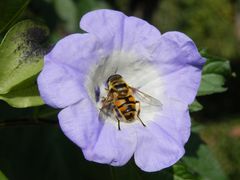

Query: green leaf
left=197, top=50, right=232, bottom=97
left=191, top=120, right=204, bottom=133
left=0, top=20, right=49, bottom=107
left=0, top=77, right=44, bottom=108
left=183, top=145, right=228, bottom=180
left=189, top=100, right=203, bottom=112
left=0, top=0, right=30, bottom=33
left=173, top=162, right=196, bottom=180
left=197, top=74, right=227, bottom=96
left=0, top=170, right=8, bottom=180
left=54, top=0, right=78, bottom=32
left=203, top=61, right=231, bottom=76
left=76, top=0, right=110, bottom=17
left=200, top=50, right=230, bottom=64
left=0, top=20, right=49, bottom=94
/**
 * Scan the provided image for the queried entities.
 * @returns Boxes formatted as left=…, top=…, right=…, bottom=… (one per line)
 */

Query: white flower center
left=85, top=51, right=166, bottom=128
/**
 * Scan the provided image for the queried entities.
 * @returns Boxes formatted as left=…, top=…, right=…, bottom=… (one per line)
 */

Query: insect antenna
left=114, top=67, right=118, bottom=74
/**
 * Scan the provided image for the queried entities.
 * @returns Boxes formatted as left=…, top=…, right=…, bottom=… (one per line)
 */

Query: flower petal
left=83, top=123, right=137, bottom=166
left=80, top=9, right=161, bottom=55
left=58, top=98, right=101, bottom=149
left=38, top=33, right=103, bottom=108
left=45, top=33, right=100, bottom=74
left=80, top=9, right=126, bottom=51
left=163, top=66, right=202, bottom=105
left=58, top=98, right=137, bottom=166
left=134, top=123, right=185, bottom=172
left=152, top=31, right=205, bottom=104
left=153, top=98, right=191, bottom=145
left=37, top=61, right=84, bottom=108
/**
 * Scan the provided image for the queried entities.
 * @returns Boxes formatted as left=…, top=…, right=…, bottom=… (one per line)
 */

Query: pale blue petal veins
left=122, top=16, right=161, bottom=57
left=83, top=123, right=137, bottom=166
left=58, top=98, right=137, bottom=166
left=164, top=66, right=202, bottom=106
left=151, top=99, right=191, bottom=145
left=45, top=33, right=101, bottom=75
left=134, top=124, right=185, bottom=172
left=37, top=61, right=84, bottom=108
left=58, top=98, right=101, bottom=149
left=38, top=33, right=104, bottom=108
left=80, top=9, right=126, bottom=51
left=152, top=31, right=205, bottom=104
left=80, top=9, right=161, bottom=55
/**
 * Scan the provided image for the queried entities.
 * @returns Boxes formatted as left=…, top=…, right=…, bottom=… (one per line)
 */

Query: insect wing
left=131, top=87, right=163, bottom=107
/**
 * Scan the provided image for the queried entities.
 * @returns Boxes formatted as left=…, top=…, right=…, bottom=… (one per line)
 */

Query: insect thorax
left=111, top=84, right=129, bottom=97
left=108, top=77, right=129, bottom=97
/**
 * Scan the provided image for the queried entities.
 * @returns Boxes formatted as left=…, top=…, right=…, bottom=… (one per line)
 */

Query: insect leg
left=136, top=101, right=146, bottom=127
left=101, top=90, right=113, bottom=108
left=117, top=117, right=121, bottom=131
left=113, top=106, right=122, bottom=131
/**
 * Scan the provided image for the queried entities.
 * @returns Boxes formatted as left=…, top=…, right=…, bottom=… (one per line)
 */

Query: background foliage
left=0, top=0, right=240, bottom=179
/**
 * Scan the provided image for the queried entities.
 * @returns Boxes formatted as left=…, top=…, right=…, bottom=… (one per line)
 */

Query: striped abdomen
left=114, top=95, right=137, bottom=121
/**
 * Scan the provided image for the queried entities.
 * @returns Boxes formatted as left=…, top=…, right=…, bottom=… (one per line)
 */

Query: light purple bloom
left=37, top=9, right=205, bottom=172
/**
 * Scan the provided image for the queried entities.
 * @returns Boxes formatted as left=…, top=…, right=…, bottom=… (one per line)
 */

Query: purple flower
left=37, top=9, right=205, bottom=172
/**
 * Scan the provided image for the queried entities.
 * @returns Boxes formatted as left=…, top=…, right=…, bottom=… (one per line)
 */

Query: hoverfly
left=100, top=74, right=162, bottom=130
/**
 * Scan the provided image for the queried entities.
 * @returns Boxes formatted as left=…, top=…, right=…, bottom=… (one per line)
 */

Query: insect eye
left=106, top=74, right=122, bottom=84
